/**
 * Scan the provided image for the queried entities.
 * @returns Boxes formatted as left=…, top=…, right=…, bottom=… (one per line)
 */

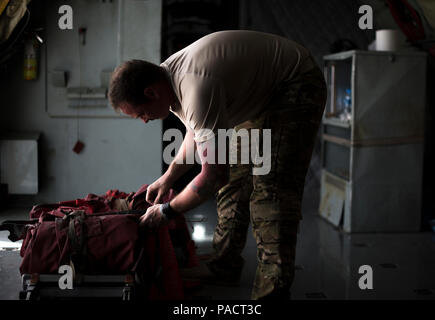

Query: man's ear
left=144, top=87, right=159, bottom=100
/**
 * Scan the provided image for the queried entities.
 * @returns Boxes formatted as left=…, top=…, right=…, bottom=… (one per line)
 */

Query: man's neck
left=161, top=66, right=180, bottom=112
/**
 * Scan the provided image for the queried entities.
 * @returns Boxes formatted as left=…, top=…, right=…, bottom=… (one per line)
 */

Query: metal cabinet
left=0, top=132, right=40, bottom=195
left=319, top=50, right=427, bottom=233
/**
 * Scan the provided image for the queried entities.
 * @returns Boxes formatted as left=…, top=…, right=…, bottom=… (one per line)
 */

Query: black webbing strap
left=63, top=209, right=147, bottom=279
left=89, top=209, right=147, bottom=216
left=66, top=211, right=88, bottom=275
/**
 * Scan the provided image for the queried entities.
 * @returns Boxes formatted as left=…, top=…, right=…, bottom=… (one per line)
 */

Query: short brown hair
left=108, top=60, right=165, bottom=112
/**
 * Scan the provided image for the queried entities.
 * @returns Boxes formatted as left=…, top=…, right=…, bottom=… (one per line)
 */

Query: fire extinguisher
left=23, top=36, right=38, bottom=80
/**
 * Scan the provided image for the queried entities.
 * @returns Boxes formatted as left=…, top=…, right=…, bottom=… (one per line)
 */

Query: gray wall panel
left=1, top=0, right=163, bottom=203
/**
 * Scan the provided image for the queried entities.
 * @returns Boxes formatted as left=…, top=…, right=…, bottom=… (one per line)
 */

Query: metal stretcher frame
left=20, top=273, right=138, bottom=300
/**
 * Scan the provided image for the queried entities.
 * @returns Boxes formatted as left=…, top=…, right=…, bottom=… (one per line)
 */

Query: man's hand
left=146, top=128, right=196, bottom=204
left=146, top=175, right=172, bottom=204
left=139, top=204, right=167, bottom=228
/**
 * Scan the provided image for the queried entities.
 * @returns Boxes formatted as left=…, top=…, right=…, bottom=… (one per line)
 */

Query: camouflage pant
left=208, top=56, right=327, bottom=300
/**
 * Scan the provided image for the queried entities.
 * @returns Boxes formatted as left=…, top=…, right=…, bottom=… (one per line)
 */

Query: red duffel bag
left=19, top=211, right=141, bottom=275
left=9, top=185, right=199, bottom=300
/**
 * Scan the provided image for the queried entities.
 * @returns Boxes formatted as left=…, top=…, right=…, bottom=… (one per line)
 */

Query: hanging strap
left=65, top=210, right=88, bottom=274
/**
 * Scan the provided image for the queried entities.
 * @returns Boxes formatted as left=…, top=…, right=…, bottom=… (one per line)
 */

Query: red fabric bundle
left=20, top=214, right=141, bottom=274
left=19, top=185, right=199, bottom=300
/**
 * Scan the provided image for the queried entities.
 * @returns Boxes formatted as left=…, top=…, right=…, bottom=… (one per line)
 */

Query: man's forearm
left=165, top=161, right=194, bottom=183
left=164, top=128, right=196, bottom=183
left=169, top=163, right=229, bottom=213
left=167, top=133, right=229, bottom=214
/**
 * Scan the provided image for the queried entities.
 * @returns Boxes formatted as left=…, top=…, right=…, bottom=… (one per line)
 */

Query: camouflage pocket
left=252, top=219, right=299, bottom=245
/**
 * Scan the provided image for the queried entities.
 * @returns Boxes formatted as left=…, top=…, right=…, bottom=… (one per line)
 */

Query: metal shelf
left=323, top=117, right=351, bottom=128
left=320, top=50, right=426, bottom=233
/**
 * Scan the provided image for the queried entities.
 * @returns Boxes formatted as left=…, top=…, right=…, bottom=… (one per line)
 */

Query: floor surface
left=1, top=201, right=435, bottom=300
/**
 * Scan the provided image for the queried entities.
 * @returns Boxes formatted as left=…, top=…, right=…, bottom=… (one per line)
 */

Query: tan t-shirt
left=161, top=30, right=312, bottom=142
